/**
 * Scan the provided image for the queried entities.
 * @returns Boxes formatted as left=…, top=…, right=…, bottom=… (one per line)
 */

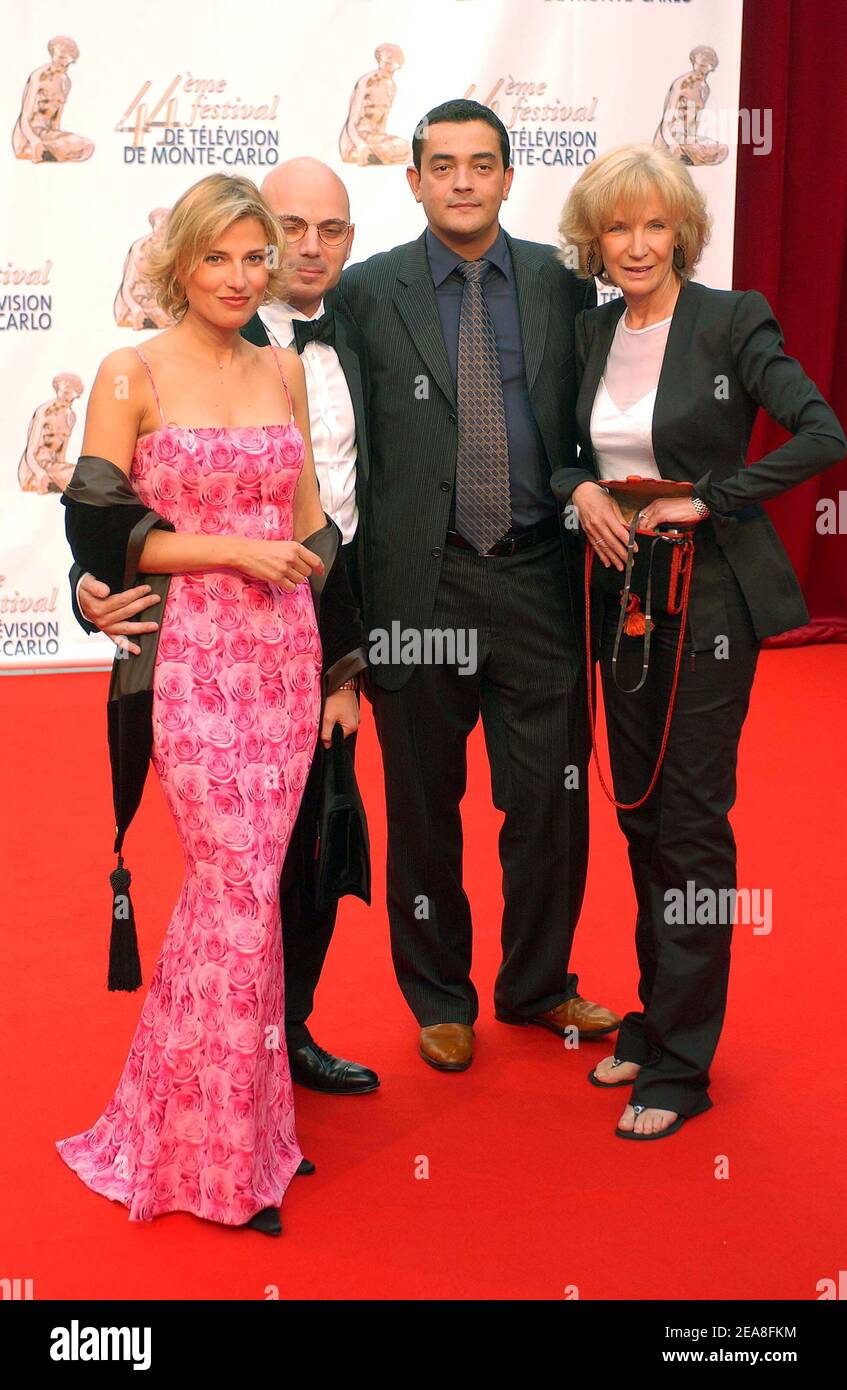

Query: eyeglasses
left=279, top=217, right=352, bottom=246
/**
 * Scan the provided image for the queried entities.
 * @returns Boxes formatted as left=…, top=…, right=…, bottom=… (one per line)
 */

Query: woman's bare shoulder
left=87, top=345, right=151, bottom=405
left=267, top=343, right=302, bottom=372
left=268, top=344, right=305, bottom=388
left=95, top=343, right=146, bottom=376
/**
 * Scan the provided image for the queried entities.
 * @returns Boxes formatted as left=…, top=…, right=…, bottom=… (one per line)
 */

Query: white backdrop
left=1, top=0, right=743, bottom=672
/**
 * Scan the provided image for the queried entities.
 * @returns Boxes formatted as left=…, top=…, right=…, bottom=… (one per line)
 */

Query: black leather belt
left=445, top=514, right=560, bottom=556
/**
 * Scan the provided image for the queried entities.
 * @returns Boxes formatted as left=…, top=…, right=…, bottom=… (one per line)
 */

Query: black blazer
left=551, top=280, right=846, bottom=648
left=69, top=303, right=371, bottom=630
left=336, top=228, right=595, bottom=690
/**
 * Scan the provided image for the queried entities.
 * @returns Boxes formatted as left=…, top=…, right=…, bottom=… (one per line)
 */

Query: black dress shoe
left=296, top=1157, right=316, bottom=1176
left=289, top=1041, right=380, bottom=1095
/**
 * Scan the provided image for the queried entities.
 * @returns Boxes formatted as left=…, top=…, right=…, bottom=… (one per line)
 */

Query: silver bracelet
left=691, top=495, right=711, bottom=519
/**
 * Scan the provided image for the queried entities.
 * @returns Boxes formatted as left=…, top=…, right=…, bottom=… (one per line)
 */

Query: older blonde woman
left=55, top=174, right=366, bottom=1232
left=552, top=144, right=845, bottom=1139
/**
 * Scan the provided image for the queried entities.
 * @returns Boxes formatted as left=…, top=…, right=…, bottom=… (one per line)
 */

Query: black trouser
left=280, top=537, right=360, bottom=1052
left=599, top=551, right=760, bottom=1116
left=371, top=536, right=589, bottom=1026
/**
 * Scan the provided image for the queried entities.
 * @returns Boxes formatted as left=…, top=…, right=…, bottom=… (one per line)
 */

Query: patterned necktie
left=292, top=309, right=336, bottom=352
left=454, top=259, right=511, bottom=553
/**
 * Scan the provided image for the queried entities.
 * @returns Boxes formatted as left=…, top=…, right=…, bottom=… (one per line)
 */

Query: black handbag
left=313, top=723, right=372, bottom=912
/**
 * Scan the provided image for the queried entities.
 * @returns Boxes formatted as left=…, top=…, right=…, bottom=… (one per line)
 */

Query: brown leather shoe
left=533, top=996, right=621, bottom=1038
left=419, top=1023, right=474, bottom=1071
left=497, top=995, right=621, bottom=1039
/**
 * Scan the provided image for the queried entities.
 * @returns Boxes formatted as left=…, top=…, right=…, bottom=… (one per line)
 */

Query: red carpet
left=1, top=648, right=845, bottom=1300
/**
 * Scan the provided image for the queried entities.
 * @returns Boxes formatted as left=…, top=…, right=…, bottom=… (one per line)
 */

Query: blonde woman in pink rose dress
left=55, top=175, right=359, bottom=1235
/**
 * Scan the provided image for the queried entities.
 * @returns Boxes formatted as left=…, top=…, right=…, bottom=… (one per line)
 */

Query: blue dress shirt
left=425, top=225, right=556, bottom=533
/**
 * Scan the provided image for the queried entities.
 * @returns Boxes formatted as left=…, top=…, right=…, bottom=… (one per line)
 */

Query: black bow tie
left=292, top=310, right=336, bottom=352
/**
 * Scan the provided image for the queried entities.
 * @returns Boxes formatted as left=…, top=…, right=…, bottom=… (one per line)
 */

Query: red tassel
left=622, top=594, right=653, bottom=637
left=108, top=856, right=142, bottom=992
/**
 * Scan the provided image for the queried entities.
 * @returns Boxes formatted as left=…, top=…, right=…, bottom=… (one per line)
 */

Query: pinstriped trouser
left=372, top=536, right=590, bottom=1025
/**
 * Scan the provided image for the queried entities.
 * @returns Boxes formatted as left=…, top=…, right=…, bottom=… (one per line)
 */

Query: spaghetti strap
left=133, top=347, right=166, bottom=426
left=269, top=346, right=294, bottom=422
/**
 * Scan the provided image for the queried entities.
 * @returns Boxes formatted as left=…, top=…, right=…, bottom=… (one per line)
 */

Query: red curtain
left=733, top=0, right=847, bottom=643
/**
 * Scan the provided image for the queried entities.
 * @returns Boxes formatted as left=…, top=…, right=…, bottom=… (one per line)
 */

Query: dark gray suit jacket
left=337, top=228, right=595, bottom=690
left=552, top=279, right=846, bottom=648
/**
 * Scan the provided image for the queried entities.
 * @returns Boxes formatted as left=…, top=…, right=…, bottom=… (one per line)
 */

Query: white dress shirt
left=75, top=295, right=361, bottom=619
left=258, top=298, right=359, bottom=544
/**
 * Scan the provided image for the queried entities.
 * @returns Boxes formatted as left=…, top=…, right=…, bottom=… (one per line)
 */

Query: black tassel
left=108, top=856, right=142, bottom=992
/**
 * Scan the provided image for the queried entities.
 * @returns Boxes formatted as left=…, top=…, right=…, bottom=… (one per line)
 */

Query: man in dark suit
left=70, top=157, right=379, bottom=1097
left=337, top=99, right=620, bottom=1070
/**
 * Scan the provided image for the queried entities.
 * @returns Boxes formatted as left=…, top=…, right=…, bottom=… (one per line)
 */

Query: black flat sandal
left=615, top=1103, right=687, bottom=1140
left=588, top=1057, right=639, bottom=1088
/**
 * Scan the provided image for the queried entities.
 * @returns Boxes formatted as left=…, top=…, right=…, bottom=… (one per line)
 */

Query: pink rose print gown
left=56, top=346, right=322, bottom=1225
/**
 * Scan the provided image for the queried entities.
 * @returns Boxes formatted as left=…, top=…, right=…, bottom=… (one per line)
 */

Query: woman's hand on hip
left=572, top=481, right=631, bottom=571
left=637, top=497, right=703, bottom=531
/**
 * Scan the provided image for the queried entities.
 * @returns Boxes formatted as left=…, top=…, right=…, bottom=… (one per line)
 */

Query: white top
left=258, top=298, right=359, bottom=544
left=589, top=312, right=672, bottom=482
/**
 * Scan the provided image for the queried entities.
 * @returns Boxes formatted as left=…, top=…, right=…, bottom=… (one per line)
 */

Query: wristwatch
left=691, top=495, right=711, bottom=519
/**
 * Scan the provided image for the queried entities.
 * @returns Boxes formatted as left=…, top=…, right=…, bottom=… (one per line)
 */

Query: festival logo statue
left=114, top=208, right=174, bottom=329
left=18, top=373, right=84, bottom=494
left=653, top=45, right=728, bottom=166
left=12, top=36, right=94, bottom=163
left=339, top=44, right=413, bottom=166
